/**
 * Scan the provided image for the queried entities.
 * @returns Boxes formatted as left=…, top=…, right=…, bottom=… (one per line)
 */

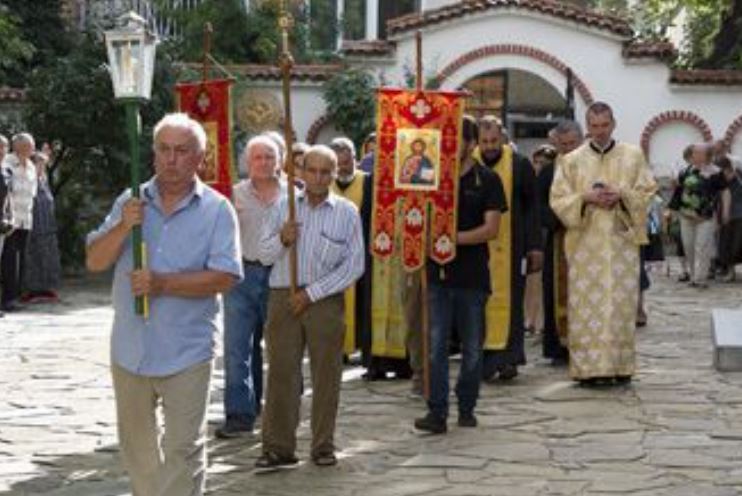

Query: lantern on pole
left=104, top=11, right=158, bottom=316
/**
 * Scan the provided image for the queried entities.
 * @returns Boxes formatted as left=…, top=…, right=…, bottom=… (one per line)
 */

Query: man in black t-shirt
left=414, top=116, right=508, bottom=434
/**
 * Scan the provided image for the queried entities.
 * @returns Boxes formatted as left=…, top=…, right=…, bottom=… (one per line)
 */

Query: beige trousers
left=262, top=289, right=345, bottom=458
left=524, top=271, right=544, bottom=331
left=111, top=360, right=212, bottom=496
left=680, top=215, right=717, bottom=284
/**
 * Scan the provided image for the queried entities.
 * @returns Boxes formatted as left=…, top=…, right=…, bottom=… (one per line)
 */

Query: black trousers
left=1, top=229, right=29, bottom=305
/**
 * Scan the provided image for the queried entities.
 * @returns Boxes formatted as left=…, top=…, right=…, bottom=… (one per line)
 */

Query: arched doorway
left=461, top=68, right=569, bottom=158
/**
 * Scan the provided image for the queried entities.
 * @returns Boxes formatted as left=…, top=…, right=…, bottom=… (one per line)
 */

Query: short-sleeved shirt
left=232, top=178, right=287, bottom=261
left=429, top=163, right=508, bottom=292
left=86, top=177, right=243, bottom=377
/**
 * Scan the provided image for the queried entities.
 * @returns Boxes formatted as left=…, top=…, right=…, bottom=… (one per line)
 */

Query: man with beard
left=539, top=120, right=584, bottom=365
left=475, top=116, right=543, bottom=381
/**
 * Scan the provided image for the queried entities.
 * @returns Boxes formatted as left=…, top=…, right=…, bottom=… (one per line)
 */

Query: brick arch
left=640, top=110, right=713, bottom=155
left=306, top=114, right=331, bottom=144
left=724, top=115, right=742, bottom=150
left=433, top=44, right=594, bottom=105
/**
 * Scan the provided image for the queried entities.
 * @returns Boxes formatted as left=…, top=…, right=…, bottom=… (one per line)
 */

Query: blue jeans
left=222, top=262, right=270, bottom=426
left=427, top=285, right=487, bottom=420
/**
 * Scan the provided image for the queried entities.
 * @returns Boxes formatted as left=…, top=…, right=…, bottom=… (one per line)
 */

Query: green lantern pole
left=105, top=11, right=157, bottom=318
left=124, top=100, right=147, bottom=316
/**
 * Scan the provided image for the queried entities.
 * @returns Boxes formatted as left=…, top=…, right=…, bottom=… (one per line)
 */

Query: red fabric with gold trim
left=175, top=79, right=235, bottom=199
left=371, top=88, right=465, bottom=272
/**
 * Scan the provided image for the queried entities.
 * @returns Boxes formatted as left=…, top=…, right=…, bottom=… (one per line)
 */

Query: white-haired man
left=216, top=135, right=286, bottom=439
left=1, top=133, right=38, bottom=312
left=257, top=145, right=365, bottom=468
left=86, top=113, right=243, bottom=495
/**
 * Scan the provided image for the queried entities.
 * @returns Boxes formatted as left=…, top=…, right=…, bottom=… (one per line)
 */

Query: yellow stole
left=370, top=199, right=408, bottom=358
left=331, top=172, right=366, bottom=354
left=475, top=145, right=514, bottom=350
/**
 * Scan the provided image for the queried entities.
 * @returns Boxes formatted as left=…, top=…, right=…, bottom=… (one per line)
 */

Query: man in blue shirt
left=86, top=113, right=242, bottom=496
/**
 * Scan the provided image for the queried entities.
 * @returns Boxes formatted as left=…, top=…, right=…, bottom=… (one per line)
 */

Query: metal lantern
left=104, top=11, right=158, bottom=100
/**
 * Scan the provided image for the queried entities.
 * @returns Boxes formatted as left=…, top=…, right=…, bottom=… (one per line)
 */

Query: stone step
left=711, top=308, right=742, bottom=371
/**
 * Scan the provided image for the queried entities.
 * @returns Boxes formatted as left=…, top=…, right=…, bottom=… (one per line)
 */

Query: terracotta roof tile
left=623, top=40, right=677, bottom=61
left=226, top=64, right=343, bottom=82
left=340, top=40, right=396, bottom=57
left=670, top=69, right=742, bottom=86
left=387, top=0, right=633, bottom=38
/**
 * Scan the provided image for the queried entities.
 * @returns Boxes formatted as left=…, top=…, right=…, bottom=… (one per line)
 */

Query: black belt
left=243, top=258, right=270, bottom=268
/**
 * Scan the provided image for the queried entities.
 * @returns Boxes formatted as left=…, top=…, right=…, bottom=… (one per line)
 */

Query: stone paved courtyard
left=2, top=261, right=742, bottom=495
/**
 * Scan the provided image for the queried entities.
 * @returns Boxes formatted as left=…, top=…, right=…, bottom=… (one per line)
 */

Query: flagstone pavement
left=2, top=262, right=742, bottom=496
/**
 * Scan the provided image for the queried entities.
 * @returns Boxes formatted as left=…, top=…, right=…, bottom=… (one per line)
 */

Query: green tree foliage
left=308, top=0, right=339, bottom=52
left=157, top=0, right=313, bottom=64
left=1, top=0, right=72, bottom=86
left=0, top=4, right=35, bottom=84
left=23, top=29, right=176, bottom=269
left=582, top=0, right=741, bottom=69
left=322, top=68, right=376, bottom=148
left=342, top=0, right=366, bottom=40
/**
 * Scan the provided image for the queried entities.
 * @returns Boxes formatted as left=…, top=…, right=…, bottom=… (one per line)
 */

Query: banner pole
left=201, top=22, right=212, bottom=83
left=414, top=29, right=431, bottom=400
left=279, top=1, right=298, bottom=293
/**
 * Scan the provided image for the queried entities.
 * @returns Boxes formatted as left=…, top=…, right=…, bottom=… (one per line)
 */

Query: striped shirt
left=2, top=155, right=37, bottom=229
left=232, top=178, right=286, bottom=261
left=258, top=191, right=365, bottom=302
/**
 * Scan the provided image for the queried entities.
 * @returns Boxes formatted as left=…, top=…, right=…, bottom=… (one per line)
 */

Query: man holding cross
left=257, top=144, right=365, bottom=468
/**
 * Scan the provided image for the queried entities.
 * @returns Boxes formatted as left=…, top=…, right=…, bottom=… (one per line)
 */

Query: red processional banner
left=175, top=79, right=235, bottom=199
left=371, top=88, right=465, bottom=272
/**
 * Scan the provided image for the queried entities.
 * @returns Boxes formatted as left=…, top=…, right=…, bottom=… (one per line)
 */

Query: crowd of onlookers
left=521, top=137, right=742, bottom=337
left=0, top=132, right=61, bottom=318
left=666, top=140, right=742, bottom=287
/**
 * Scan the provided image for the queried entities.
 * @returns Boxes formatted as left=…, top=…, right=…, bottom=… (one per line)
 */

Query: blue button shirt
left=87, top=177, right=243, bottom=377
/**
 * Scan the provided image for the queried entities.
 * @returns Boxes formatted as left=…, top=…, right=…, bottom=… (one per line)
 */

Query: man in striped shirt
left=257, top=144, right=365, bottom=469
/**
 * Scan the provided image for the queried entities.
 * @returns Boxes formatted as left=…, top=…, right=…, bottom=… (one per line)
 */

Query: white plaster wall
left=314, top=123, right=343, bottom=145
left=284, top=8, right=742, bottom=163
left=422, top=0, right=461, bottom=10
left=731, top=131, right=742, bottom=161
left=647, top=122, right=702, bottom=178
left=384, top=10, right=742, bottom=145
left=244, top=82, right=327, bottom=143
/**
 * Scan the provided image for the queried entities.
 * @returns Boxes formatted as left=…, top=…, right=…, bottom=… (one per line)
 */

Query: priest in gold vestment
left=330, top=138, right=372, bottom=360
left=550, top=102, right=656, bottom=384
left=330, top=138, right=411, bottom=380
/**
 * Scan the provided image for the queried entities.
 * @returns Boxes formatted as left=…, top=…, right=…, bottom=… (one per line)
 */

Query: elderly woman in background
left=22, top=148, right=61, bottom=303
left=1, top=133, right=38, bottom=312
left=675, top=143, right=733, bottom=288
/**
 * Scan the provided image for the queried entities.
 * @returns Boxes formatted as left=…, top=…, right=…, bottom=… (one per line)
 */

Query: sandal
left=255, top=452, right=298, bottom=469
left=312, top=452, right=337, bottom=467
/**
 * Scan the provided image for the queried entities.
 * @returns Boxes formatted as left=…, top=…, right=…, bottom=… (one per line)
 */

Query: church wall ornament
left=640, top=110, right=713, bottom=156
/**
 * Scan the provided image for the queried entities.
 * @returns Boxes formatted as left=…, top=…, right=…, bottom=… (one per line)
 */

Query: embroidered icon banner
left=175, top=78, right=235, bottom=199
left=371, top=88, right=465, bottom=271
